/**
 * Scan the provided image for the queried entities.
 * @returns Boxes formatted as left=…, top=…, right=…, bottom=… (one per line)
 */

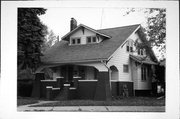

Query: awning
left=130, top=55, right=157, bottom=65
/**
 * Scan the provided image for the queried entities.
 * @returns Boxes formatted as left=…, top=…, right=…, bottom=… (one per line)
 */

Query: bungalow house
left=31, top=18, right=157, bottom=100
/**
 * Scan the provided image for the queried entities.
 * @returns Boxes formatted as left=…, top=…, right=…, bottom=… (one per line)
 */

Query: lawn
left=30, top=96, right=165, bottom=107
left=17, top=96, right=39, bottom=106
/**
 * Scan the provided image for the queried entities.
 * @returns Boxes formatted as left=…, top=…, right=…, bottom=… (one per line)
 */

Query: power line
left=100, top=8, right=104, bottom=29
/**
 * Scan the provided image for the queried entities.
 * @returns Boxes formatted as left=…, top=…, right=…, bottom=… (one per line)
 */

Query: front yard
left=17, top=96, right=39, bottom=106
left=28, top=96, right=165, bottom=107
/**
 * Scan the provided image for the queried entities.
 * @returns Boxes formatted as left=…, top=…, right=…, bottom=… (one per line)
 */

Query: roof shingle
left=41, top=24, right=140, bottom=64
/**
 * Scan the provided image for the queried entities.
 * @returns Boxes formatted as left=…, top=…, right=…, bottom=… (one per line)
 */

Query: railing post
left=73, top=76, right=81, bottom=88
left=46, top=86, right=53, bottom=100
left=56, top=76, right=64, bottom=89
left=31, top=73, right=45, bottom=98
left=63, top=83, right=71, bottom=100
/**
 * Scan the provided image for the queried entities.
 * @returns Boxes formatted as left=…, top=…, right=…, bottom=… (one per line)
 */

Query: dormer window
left=126, top=40, right=133, bottom=52
left=70, top=37, right=81, bottom=45
left=86, top=36, right=97, bottom=44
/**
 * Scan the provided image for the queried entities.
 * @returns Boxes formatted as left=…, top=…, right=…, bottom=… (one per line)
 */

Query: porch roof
left=41, top=24, right=140, bottom=64
left=130, top=54, right=157, bottom=65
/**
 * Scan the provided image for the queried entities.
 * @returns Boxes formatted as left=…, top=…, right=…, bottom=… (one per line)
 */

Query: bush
left=17, top=68, right=34, bottom=97
left=17, top=79, right=33, bottom=97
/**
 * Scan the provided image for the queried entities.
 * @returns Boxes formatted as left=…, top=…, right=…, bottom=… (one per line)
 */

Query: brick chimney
left=70, top=18, right=77, bottom=31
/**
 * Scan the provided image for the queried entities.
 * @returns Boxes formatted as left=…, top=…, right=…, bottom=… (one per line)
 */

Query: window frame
left=138, top=49, right=145, bottom=56
left=126, top=40, right=133, bottom=53
left=86, top=36, right=97, bottom=44
left=141, top=65, right=147, bottom=81
left=70, top=37, right=81, bottom=45
left=123, top=64, right=129, bottom=73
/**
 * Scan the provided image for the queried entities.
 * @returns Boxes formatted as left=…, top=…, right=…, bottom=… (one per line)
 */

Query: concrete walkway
left=17, top=101, right=165, bottom=112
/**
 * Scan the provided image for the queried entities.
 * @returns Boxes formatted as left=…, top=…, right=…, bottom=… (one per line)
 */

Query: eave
left=61, top=24, right=111, bottom=41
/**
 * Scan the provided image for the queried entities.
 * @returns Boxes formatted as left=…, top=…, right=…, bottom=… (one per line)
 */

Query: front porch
left=31, top=63, right=111, bottom=101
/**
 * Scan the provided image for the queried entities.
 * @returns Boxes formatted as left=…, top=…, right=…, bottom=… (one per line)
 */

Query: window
left=123, top=65, right=129, bottom=73
left=87, top=37, right=91, bottom=43
left=72, top=39, right=76, bottom=44
left=138, top=49, right=144, bottom=56
left=126, top=41, right=129, bottom=52
left=92, top=37, right=96, bottom=42
left=86, top=36, right=97, bottom=44
left=130, top=47, right=133, bottom=52
left=140, top=49, right=144, bottom=55
left=126, top=40, right=133, bottom=52
left=77, top=38, right=81, bottom=44
left=141, top=65, right=146, bottom=81
left=71, top=37, right=81, bottom=45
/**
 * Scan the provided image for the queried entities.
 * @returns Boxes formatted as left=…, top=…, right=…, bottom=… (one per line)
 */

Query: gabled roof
left=41, top=24, right=140, bottom=64
left=61, top=24, right=111, bottom=41
left=130, top=54, right=157, bottom=65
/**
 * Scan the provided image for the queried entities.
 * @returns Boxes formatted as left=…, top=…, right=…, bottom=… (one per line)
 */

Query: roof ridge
left=97, top=24, right=140, bottom=31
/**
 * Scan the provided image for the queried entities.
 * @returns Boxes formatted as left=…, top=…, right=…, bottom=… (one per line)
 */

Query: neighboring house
left=32, top=18, right=158, bottom=100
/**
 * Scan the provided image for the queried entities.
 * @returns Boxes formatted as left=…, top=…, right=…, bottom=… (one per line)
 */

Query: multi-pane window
left=126, top=40, right=133, bottom=52
left=86, top=36, right=97, bottom=44
left=123, top=64, right=129, bottom=73
left=71, top=38, right=81, bottom=45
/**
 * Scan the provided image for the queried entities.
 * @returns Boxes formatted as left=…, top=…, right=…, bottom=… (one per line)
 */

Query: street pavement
left=17, top=101, right=165, bottom=112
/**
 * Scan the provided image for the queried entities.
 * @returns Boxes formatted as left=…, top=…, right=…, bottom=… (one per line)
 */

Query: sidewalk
left=17, top=101, right=165, bottom=112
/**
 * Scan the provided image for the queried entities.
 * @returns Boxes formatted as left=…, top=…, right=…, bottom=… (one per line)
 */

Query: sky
left=39, top=7, right=147, bottom=38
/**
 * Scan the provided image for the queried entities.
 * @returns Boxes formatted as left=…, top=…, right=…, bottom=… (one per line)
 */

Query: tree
left=41, top=29, right=58, bottom=52
left=124, top=8, right=166, bottom=60
left=146, top=9, right=166, bottom=60
left=18, top=8, right=47, bottom=72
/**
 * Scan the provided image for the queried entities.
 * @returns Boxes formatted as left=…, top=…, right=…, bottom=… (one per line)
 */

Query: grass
left=17, top=96, right=39, bottom=106
left=30, top=96, right=165, bottom=107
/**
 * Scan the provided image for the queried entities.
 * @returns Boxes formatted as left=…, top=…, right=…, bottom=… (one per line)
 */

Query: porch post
left=94, top=71, right=111, bottom=101
left=56, top=77, right=64, bottom=89
left=31, top=73, right=45, bottom=98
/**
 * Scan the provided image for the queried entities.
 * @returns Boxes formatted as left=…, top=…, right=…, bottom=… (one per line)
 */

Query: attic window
left=86, top=36, right=97, bottom=44
left=138, top=49, right=144, bottom=56
left=126, top=40, right=133, bottom=52
left=71, top=37, right=81, bottom=45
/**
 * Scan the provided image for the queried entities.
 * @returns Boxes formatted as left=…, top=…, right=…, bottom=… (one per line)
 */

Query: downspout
left=100, top=60, right=112, bottom=93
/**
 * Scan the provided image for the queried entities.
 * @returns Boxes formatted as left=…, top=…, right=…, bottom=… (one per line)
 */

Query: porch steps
left=55, top=87, right=69, bottom=100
